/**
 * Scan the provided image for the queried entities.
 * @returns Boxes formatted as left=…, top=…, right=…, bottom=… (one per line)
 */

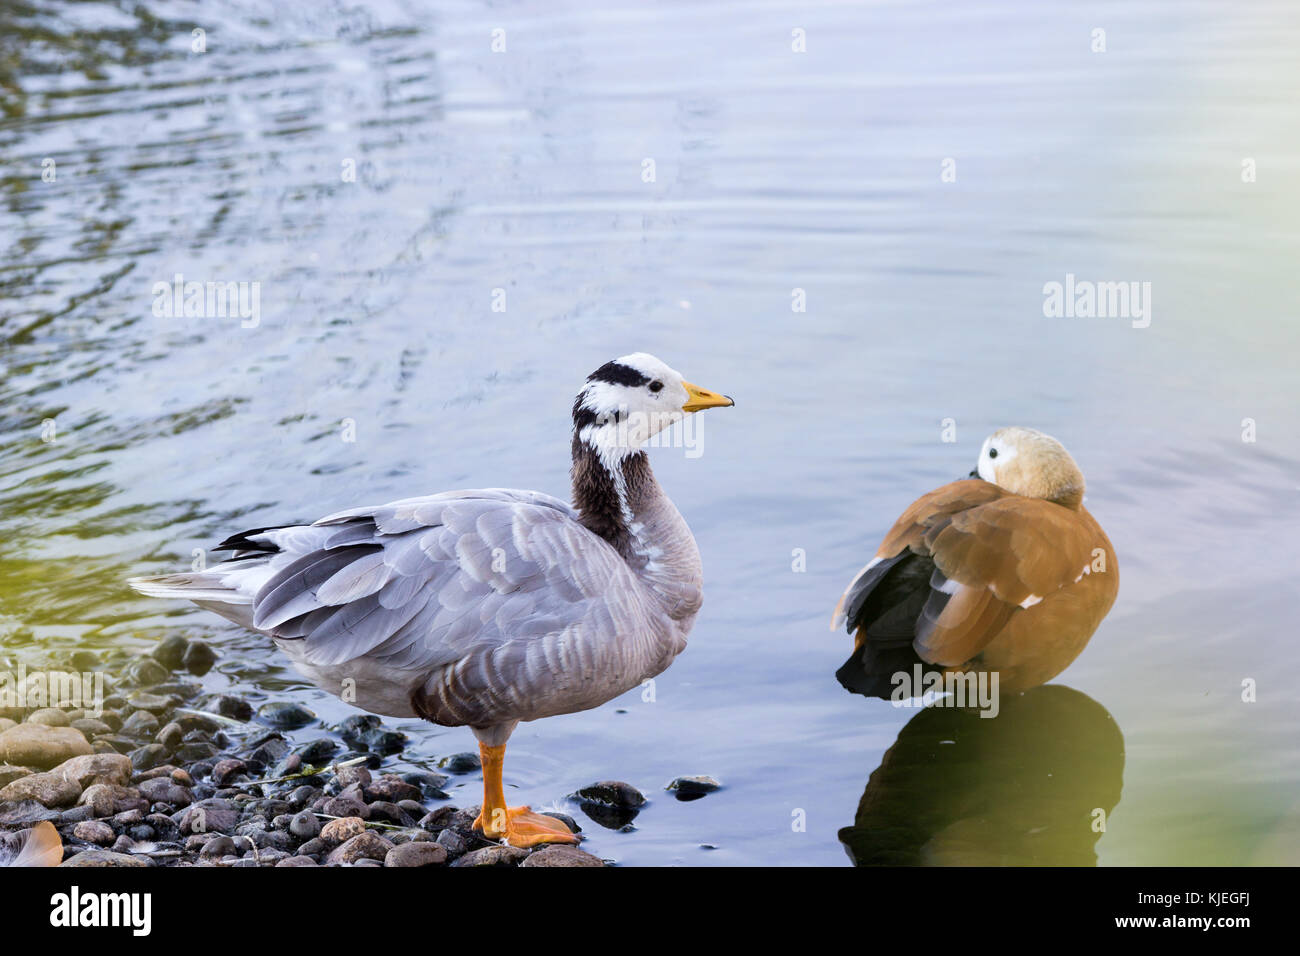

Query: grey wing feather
left=250, top=489, right=645, bottom=678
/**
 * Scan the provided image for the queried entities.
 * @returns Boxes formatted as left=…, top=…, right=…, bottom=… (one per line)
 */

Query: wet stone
left=181, top=641, right=217, bottom=675
left=384, top=842, right=448, bottom=867
left=521, top=845, right=606, bottom=867
left=256, top=702, right=316, bottom=730
left=666, top=775, right=722, bottom=800
left=293, top=738, right=338, bottom=764
left=204, top=695, right=252, bottom=721
left=151, top=635, right=190, bottom=670
left=438, top=752, right=481, bottom=774
left=326, top=831, right=393, bottom=865
left=451, top=845, right=529, bottom=867
left=129, top=744, right=168, bottom=772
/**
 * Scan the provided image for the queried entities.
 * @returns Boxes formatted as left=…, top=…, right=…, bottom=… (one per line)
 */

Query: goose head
left=973, top=426, right=1085, bottom=509
left=572, top=352, right=733, bottom=465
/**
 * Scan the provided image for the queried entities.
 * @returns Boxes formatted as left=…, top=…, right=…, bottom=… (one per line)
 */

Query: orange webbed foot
left=474, top=805, right=580, bottom=848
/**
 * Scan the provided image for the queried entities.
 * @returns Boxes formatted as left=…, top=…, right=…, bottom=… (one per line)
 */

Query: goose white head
left=975, top=426, right=1086, bottom=509
left=573, top=352, right=733, bottom=464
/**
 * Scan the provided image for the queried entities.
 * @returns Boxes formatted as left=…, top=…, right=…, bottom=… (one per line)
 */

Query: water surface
left=2, top=0, right=1298, bottom=865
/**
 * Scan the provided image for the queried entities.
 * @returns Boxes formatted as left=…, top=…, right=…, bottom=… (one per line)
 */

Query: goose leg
left=471, top=741, right=579, bottom=847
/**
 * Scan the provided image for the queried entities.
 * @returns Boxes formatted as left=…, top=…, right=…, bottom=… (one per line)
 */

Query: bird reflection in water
left=839, top=685, right=1123, bottom=865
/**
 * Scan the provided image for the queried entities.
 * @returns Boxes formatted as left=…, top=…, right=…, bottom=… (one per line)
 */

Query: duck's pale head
left=573, top=352, right=733, bottom=461
left=974, top=426, right=1085, bottom=509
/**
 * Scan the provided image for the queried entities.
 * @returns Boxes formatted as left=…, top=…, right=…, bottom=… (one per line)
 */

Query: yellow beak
left=681, top=381, right=735, bottom=413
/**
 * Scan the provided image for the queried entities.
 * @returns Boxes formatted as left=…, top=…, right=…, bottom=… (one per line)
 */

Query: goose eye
left=649, top=381, right=663, bottom=393
left=988, top=448, right=998, bottom=459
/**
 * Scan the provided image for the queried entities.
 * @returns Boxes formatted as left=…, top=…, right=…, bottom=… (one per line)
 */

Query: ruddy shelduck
left=832, top=427, right=1118, bottom=697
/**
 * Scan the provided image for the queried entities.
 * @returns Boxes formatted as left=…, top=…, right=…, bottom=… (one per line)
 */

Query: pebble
left=289, top=810, right=321, bottom=839
left=137, top=777, right=193, bottom=808
left=210, top=759, right=248, bottom=786
left=152, top=635, right=190, bottom=670
left=78, top=784, right=148, bottom=817
left=0, top=771, right=81, bottom=808
left=325, top=831, right=393, bottom=865
left=384, top=842, right=448, bottom=867
left=438, top=752, right=481, bottom=773
left=26, top=708, right=70, bottom=727
left=181, top=641, right=217, bottom=675
left=321, top=796, right=369, bottom=820
left=56, top=753, right=132, bottom=788
left=452, top=845, right=529, bottom=867
left=71, top=820, right=116, bottom=846
left=156, top=722, right=184, bottom=750
left=257, top=702, right=316, bottom=730
left=0, top=724, right=93, bottom=767
left=320, top=816, right=367, bottom=845
left=60, top=850, right=150, bottom=867
left=665, top=775, right=722, bottom=800
left=120, top=711, right=159, bottom=736
left=520, top=845, right=606, bottom=868
left=434, top=828, right=468, bottom=858
left=574, top=780, right=646, bottom=808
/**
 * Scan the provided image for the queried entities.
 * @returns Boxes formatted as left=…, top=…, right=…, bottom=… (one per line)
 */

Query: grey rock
left=521, top=845, right=606, bottom=867
left=384, top=842, right=448, bottom=867
left=288, top=810, right=321, bottom=839
left=452, top=845, right=529, bottom=867
left=256, top=702, right=316, bottom=730
left=325, top=831, right=393, bottom=865
left=434, top=828, right=468, bottom=858
left=137, top=777, right=192, bottom=808
left=666, top=775, right=722, bottom=799
left=438, top=752, right=481, bottom=773
left=119, top=711, right=159, bottom=736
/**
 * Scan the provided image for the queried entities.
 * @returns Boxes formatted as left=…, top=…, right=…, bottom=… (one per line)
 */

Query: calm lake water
left=2, top=0, right=1298, bottom=865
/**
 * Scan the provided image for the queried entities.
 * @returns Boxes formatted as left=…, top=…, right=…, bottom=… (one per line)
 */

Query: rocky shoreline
left=0, top=634, right=687, bottom=867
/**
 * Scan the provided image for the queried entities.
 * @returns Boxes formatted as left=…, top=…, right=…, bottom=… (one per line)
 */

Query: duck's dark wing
left=835, top=479, right=1104, bottom=697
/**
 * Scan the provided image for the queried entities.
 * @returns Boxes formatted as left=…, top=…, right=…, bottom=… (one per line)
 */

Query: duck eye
left=649, top=381, right=663, bottom=392
left=988, top=448, right=998, bottom=459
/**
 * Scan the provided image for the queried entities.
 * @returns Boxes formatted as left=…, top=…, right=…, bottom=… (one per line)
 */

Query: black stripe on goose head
left=587, top=360, right=651, bottom=388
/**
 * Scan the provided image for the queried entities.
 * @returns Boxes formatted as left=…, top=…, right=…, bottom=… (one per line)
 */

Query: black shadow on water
left=839, top=685, right=1124, bottom=866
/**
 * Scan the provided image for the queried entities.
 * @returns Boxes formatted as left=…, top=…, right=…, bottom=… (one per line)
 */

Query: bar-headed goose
left=832, top=427, right=1117, bottom=697
left=131, top=353, right=733, bottom=847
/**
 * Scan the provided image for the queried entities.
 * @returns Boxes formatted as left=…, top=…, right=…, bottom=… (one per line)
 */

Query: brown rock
left=77, top=784, right=148, bottom=817
left=71, top=820, right=116, bottom=846
left=0, top=764, right=33, bottom=788
left=0, top=724, right=92, bottom=768
left=54, top=753, right=132, bottom=788
left=521, top=845, right=606, bottom=867
left=0, top=770, right=82, bottom=808
left=319, top=816, right=367, bottom=846
left=325, top=831, right=393, bottom=865
left=26, top=708, right=70, bottom=727
left=60, top=850, right=150, bottom=867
